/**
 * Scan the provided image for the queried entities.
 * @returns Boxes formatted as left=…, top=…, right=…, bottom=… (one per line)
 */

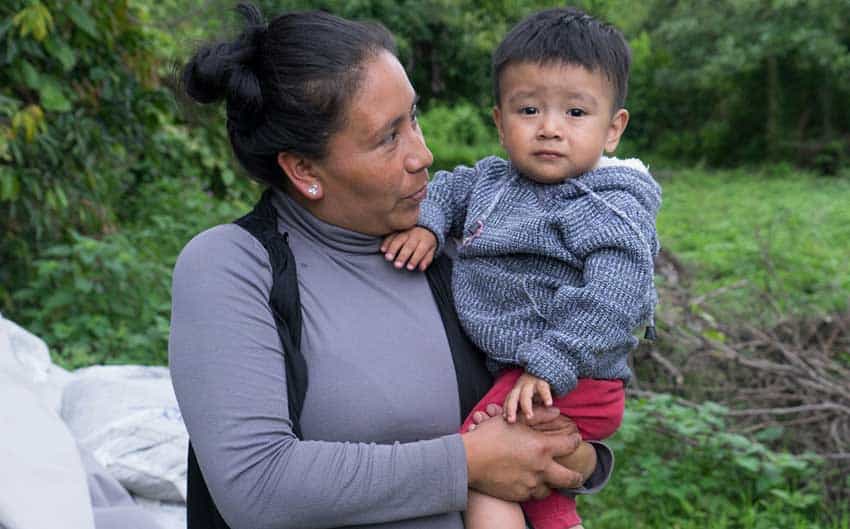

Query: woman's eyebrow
left=373, top=94, right=420, bottom=142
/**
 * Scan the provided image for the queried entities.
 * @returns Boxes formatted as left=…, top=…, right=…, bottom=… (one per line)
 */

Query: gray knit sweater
left=419, top=156, right=661, bottom=396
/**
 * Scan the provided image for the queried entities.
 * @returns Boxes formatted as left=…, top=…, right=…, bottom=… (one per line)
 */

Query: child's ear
left=492, top=105, right=505, bottom=146
left=604, top=108, right=629, bottom=153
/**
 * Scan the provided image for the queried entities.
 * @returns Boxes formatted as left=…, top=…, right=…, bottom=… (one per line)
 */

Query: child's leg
left=521, top=378, right=626, bottom=529
left=460, top=369, right=527, bottom=529
left=465, top=490, right=525, bottom=529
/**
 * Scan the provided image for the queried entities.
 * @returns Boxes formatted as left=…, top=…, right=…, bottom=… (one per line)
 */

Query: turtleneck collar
left=269, top=188, right=384, bottom=255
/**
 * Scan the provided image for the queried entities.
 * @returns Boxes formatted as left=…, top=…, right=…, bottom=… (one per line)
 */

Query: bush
left=418, top=102, right=503, bottom=172
left=13, top=178, right=253, bottom=368
left=583, top=394, right=841, bottom=528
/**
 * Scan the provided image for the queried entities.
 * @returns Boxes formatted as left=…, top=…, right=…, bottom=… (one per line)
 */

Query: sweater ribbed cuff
left=417, top=199, right=448, bottom=255
left=517, top=340, right=578, bottom=396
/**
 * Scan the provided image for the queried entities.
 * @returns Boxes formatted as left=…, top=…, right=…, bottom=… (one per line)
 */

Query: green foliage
left=657, top=165, right=850, bottom=320
left=0, top=1, right=242, bottom=313
left=621, top=0, right=850, bottom=169
left=13, top=177, right=252, bottom=368
left=583, top=394, right=841, bottom=528
left=418, top=103, right=503, bottom=172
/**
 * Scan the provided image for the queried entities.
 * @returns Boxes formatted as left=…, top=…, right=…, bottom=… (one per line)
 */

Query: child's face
left=493, top=61, right=629, bottom=184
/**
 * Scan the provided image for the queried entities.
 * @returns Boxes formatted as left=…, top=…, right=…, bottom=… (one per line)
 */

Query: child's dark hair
left=181, top=3, right=395, bottom=187
left=492, top=7, right=630, bottom=110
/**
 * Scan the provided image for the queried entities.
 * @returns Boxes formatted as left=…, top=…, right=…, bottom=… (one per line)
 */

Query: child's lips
left=533, top=151, right=565, bottom=160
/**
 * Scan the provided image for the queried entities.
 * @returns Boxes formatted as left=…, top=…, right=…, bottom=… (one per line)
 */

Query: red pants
left=460, top=368, right=625, bottom=529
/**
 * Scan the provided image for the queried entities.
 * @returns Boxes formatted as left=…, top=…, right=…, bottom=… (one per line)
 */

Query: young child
left=382, top=7, right=660, bottom=529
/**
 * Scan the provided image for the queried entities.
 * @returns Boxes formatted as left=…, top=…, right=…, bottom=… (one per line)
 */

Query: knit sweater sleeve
left=518, top=188, right=659, bottom=395
left=418, top=158, right=489, bottom=254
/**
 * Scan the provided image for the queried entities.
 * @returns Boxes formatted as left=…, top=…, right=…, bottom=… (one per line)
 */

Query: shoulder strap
left=187, top=189, right=305, bottom=529
left=425, top=255, right=493, bottom=421
left=233, top=188, right=307, bottom=437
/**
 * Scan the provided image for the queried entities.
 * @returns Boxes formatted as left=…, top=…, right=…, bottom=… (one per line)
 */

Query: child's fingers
left=537, top=381, right=553, bottom=407
left=417, top=249, right=435, bottom=271
left=503, top=388, right=520, bottom=423
left=380, top=233, right=396, bottom=254
left=519, top=383, right=536, bottom=419
left=407, top=243, right=433, bottom=271
left=383, top=233, right=408, bottom=262
left=393, top=239, right=419, bottom=269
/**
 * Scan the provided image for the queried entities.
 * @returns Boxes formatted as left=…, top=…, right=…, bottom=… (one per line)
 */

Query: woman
left=169, top=5, right=612, bottom=529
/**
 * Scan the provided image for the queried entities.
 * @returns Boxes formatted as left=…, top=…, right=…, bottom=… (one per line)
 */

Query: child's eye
left=567, top=108, right=586, bottom=117
left=519, top=106, right=538, bottom=115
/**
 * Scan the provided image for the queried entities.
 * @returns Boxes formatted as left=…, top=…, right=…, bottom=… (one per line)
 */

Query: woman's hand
left=461, top=414, right=583, bottom=502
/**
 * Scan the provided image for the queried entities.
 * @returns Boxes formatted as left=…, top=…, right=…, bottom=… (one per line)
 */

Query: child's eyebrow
left=506, top=90, right=539, bottom=104
left=564, top=92, right=598, bottom=106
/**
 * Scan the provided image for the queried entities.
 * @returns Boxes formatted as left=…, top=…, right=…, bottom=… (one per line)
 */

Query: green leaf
left=20, top=60, right=41, bottom=90
left=38, top=82, right=71, bottom=112
left=66, top=3, right=99, bottom=39
left=44, top=36, right=77, bottom=71
left=0, top=168, right=21, bottom=201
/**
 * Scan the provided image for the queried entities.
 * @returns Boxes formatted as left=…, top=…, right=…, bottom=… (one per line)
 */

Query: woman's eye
left=383, top=131, right=399, bottom=145
left=568, top=108, right=586, bottom=117
left=520, top=106, right=538, bottom=115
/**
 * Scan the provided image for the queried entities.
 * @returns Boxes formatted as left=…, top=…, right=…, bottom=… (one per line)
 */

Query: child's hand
left=380, top=227, right=437, bottom=271
left=504, top=373, right=553, bottom=423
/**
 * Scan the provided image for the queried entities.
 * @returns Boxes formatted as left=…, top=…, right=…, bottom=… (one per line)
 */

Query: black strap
left=233, top=189, right=307, bottom=438
left=187, top=191, right=492, bottom=528
left=425, top=254, right=492, bottom=421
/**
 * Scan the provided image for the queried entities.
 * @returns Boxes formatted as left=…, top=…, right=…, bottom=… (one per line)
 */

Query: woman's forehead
left=343, top=52, right=416, bottom=139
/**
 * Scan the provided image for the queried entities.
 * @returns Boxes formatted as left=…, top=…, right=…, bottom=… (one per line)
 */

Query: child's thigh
left=552, top=379, right=625, bottom=440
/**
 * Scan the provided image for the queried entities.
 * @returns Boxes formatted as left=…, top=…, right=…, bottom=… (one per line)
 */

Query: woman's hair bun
left=182, top=2, right=266, bottom=111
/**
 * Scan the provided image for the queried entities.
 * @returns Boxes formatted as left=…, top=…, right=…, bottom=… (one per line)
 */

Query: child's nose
left=537, top=113, right=562, bottom=139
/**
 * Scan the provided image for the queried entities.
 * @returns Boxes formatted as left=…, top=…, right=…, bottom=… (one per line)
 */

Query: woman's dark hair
left=492, top=7, right=630, bottom=110
left=182, top=3, right=396, bottom=186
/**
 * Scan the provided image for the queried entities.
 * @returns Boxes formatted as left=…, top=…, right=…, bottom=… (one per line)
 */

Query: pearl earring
left=307, top=184, right=319, bottom=197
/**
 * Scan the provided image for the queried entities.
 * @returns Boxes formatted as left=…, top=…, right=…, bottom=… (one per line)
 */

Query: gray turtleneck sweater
left=169, top=190, right=612, bottom=529
left=170, top=190, right=467, bottom=529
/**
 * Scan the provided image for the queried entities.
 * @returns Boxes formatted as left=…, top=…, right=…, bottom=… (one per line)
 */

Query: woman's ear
left=277, top=152, right=323, bottom=200
left=604, top=108, right=629, bottom=153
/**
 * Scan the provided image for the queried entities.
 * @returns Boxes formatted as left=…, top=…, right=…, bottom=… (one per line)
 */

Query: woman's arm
left=170, top=225, right=468, bottom=529
left=170, top=225, right=584, bottom=529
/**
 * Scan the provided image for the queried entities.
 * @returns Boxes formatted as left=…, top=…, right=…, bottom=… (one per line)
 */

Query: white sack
left=61, top=365, right=188, bottom=502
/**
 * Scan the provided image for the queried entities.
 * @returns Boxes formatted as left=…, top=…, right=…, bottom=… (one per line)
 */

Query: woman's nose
left=405, top=129, right=434, bottom=174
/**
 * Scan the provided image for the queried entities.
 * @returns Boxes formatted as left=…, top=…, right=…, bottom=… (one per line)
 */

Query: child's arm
left=520, top=188, right=660, bottom=396
left=383, top=157, right=501, bottom=270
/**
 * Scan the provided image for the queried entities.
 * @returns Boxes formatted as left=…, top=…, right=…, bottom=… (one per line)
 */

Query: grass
left=655, top=164, right=850, bottom=322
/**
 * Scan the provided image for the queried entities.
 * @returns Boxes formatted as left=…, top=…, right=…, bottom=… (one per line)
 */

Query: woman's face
left=308, top=50, right=433, bottom=236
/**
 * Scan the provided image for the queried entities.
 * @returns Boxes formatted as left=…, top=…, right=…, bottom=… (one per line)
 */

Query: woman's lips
left=405, top=184, right=427, bottom=202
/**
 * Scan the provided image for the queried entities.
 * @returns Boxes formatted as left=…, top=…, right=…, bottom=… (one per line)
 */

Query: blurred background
left=1, top=1, right=848, bottom=527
